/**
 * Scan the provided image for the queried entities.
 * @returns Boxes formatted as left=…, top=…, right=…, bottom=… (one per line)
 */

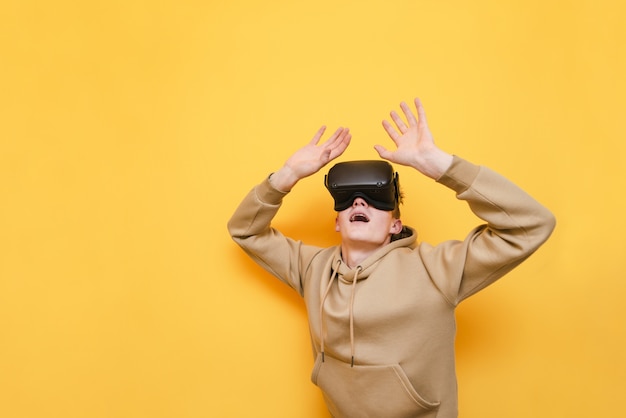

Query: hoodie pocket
left=311, top=353, right=440, bottom=418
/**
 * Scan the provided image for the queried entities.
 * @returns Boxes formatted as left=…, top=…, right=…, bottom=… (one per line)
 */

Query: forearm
left=227, top=177, right=318, bottom=295
left=426, top=157, right=556, bottom=303
left=438, top=157, right=556, bottom=238
left=227, top=178, right=287, bottom=239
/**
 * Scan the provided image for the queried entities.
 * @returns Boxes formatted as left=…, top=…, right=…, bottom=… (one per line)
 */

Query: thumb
left=374, top=145, right=393, bottom=161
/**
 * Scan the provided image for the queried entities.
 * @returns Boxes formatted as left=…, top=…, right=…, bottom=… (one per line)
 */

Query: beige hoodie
left=227, top=157, right=555, bottom=418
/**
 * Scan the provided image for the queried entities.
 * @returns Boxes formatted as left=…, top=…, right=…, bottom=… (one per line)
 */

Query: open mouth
left=350, top=213, right=370, bottom=223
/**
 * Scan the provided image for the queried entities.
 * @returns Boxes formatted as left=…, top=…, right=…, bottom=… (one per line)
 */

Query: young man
left=227, top=98, right=556, bottom=418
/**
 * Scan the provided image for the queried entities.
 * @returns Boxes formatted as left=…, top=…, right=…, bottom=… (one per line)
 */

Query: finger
left=336, top=128, right=350, bottom=145
left=414, top=98, right=429, bottom=127
left=328, top=128, right=349, bottom=148
left=323, top=130, right=350, bottom=162
left=401, top=101, right=418, bottom=126
left=324, top=127, right=345, bottom=145
left=390, top=111, right=408, bottom=133
left=329, top=132, right=351, bottom=160
left=309, top=125, right=327, bottom=145
left=324, top=127, right=348, bottom=150
left=382, top=120, right=400, bottom=142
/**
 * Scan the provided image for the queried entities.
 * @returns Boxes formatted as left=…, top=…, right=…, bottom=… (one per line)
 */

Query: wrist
left=269, top=165, right=299, bottom=192
left=413, top=148, right=454, bottom=180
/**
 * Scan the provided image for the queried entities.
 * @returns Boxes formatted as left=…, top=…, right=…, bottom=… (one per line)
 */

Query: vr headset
left=324, top=160, right=400, bottom=211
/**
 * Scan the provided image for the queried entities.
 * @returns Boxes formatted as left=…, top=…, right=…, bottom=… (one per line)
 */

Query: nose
left=352, top=197, right=368, bottom=207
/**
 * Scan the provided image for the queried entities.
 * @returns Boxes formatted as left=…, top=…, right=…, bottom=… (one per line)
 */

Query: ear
left=390, top=219, right=402, bottom=235
left=335, top=216, right=340, bottom=232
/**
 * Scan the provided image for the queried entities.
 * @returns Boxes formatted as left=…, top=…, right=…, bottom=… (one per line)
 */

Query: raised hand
left=375, top=98, right=452, bottom=179
left=270, top=126, right=351, bottom=192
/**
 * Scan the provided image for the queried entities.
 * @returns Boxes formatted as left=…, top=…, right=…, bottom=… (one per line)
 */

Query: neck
left=340, top=240, right=389, bottom=269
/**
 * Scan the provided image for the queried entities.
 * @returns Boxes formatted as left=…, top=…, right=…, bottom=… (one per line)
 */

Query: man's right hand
left=269, top=126, right=351, bottom=192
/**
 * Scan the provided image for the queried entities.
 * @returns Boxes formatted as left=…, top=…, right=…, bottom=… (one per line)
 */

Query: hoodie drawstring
left=348, top=266, right=362, bottom=367
left=319, top=258, right=362, bottom=368
left=319, top=259, right=341, bottom=363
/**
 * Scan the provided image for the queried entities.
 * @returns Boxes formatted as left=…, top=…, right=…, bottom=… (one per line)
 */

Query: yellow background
left=1, top=0, right=625, bottom=417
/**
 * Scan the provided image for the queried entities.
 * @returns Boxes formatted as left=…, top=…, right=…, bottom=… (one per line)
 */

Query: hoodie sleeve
left=419, top=156, right=556, bottom=306
left=226, top=177, right=323, bottom=296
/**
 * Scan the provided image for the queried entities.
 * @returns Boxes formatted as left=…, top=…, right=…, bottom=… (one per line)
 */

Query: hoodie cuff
left=256, top=175, right=289, bottom=205
left=436, top=155, right=481, bottom=194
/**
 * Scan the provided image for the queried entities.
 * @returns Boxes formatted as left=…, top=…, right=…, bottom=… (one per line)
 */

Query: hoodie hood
left=333, top=225, right=417, bottom=281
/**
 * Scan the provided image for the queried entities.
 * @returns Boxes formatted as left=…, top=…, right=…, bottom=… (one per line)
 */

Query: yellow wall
left=1, top=1, right=625, bottom=417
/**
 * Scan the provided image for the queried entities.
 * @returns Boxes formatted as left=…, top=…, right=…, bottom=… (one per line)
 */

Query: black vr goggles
left=324, top=160, right=400, bottom=211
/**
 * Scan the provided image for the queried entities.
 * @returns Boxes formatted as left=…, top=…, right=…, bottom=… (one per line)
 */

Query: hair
left=392, top=187, right=404, bottom=219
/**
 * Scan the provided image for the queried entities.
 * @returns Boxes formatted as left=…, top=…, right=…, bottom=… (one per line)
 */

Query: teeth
left=350, top=214, right=369, bottom=222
